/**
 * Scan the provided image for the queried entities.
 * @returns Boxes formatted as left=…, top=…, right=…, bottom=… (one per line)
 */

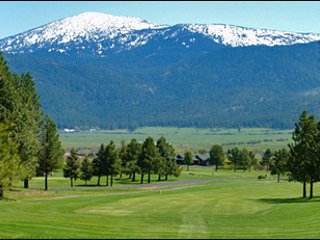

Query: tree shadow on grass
left=9, top=188, right=21, bottom=192
left=257, top=196, right=320, bottom=204
left=76, top=184, right=104, bottom=187
left=0, top=197, right=16, bottom=202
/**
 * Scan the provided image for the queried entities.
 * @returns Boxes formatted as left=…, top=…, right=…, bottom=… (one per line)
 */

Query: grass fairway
left=1, top=168, right=320, bottom=239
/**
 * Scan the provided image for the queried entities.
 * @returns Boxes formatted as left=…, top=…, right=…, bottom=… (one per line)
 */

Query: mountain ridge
left=1, top=12, right=320, bottom=56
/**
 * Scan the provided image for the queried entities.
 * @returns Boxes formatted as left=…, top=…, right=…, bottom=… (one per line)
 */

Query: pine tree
left=126, top=138, right=142, bottom=182
left=80, top=156, right=93, bottom=185
left=240, top=148, right=250, bottom=171
left=64, top=148, right=81, bottom=187
left=184, top=151, right=193, bottom=172
left=227, top=147, right=242, bottom=172
left=260, top=149, right=273, bottom=172
left=288, top=111, right=320, bottom=199
left=38, top=115, right=64, bottom=191
left=104, top=141, right=120, bottom=187
left=138, top=137, right=159, bottom=184
left=0, top=52, right=16, bottom=121
left=0, top=53, right=43, bottom=190
left=92, top=144, right=105, bottom=186
left=118, top=140, right=127, bottom=179
left=270, top=148, right=288, bottom=183
left=209, top=144, right=225, bottom=172
left=0, top=53, right=43, bottom=189
left=14, top=73, right=42, bottom=189
left=0, top=120, right=20, bottom=199
left=248, top=151, right=257, bottom=172
left=156, top=137, right=180, bottom=180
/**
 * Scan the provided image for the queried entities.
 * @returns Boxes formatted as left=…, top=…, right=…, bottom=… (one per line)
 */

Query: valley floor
left=59, top=127, right=293, bottom=154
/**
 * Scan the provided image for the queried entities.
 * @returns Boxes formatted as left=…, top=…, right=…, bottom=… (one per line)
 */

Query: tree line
left=206, top=110, right=320, bottom=199
left=0, top=52, right=64, bottom=198
left=255, top=111, right=320, bottom=199
left=63, top=136, right=182, bottom=187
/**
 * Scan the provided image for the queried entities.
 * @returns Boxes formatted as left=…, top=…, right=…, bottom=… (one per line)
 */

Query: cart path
left=27, top=177, right=259, bottom=191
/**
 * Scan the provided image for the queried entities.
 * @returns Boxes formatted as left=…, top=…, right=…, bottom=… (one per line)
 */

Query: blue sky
left=1, top=1, right=320, bottom=39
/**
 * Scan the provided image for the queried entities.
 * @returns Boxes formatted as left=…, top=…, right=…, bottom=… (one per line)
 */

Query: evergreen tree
left=92, top=144, right=105, bottom=186
left=240, top=148, right=250, bottom=171
left=118, top=140, right=127, bottom=179
left=288, top=111, right=320, bottom=199
left=260, top=149, right=273, bottom=172
left=209, top=144, right=225, bottom=172
left=164, top=143, right=181, bottom=180
left=14, top=73, right=42, bottom=189
left=0, top=120, right=20, bottom=199
left=38, top=115, right=64, bottom=191
left=0, top=52, right=16, bottom=122
left=270, top=148, right=289, bottom=183
left=156, top=137, right=168, bottom=181
left=0, top=53, right=43, bottom=189
left=104, top=141, right=120, bottom=187
left=156, top=137, right=180, bottom=180
left=227, top=147, right=242, bottom=172
left=184, top=151, right=193, bottom=172
left=80, top=156, right=93, bottom=185
left=126, top=138, right=142, bottom=182
left=153, top=155, right=166, bottom=181
left=63, top=148, right=81, bottom=187
left=138, top=137, right=159, bottom=184
left=248, top=151, right=257, bottom=172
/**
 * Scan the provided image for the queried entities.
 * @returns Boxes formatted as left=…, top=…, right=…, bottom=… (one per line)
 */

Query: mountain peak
left=59, top=11, right=160, bottom=31
left=0, top=11, right=166, bottom=53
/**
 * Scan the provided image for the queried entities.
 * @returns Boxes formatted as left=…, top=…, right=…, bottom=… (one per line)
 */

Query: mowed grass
left=59, top=127, right=293, bottom=153
left=1, top=168, right=320, bottom=239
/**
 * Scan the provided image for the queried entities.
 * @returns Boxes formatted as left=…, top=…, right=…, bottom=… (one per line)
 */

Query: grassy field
left=59, top=127, right=293, bottom=154
left=1, top=167, right=320, bottom=239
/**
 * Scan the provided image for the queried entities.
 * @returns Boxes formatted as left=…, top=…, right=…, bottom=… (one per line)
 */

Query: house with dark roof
left=176, top=154, right=210, bottom=166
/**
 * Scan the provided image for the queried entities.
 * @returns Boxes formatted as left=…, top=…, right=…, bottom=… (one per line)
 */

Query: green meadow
left=1, top=167, right=320, bottom=239
left=60, top=127, right=293, bottom=154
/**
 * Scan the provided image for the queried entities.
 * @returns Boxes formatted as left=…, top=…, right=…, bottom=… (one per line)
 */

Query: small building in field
left=195, top=155, right=210, bottom=166
left=176, top=154, right=210, bottom=166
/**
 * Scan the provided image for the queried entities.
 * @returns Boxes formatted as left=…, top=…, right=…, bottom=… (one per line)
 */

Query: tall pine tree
left=64, top=148, right=81, bottom=187
left=288, top=111, right=320, bottom=199
left=38, top=115, right=64, bottom=191
left=138, top=137, right=159, bottom=184
left=209, top=144, right=225, bottom=172
left=126, top=138, right=142, bottom=182
left=80, top=156, right=93, bottom=185
left=0, top=120, right=20, bottom=199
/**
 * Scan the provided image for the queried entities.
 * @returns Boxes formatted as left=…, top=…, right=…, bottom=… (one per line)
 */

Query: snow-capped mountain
left=3, top=12, right=320, bottom=130
left=1, top=12, right=320, bottom=56
left=0, top=12, right=168, bottom=55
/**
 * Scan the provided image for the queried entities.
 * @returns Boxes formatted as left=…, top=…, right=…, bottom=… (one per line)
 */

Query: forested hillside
left=3, top=41, right=320, bottom=129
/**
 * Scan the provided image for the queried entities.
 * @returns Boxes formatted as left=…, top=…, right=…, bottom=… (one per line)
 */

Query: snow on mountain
left=0, top=12, right=168, bottom=54
left=186, top=24, right=320, bottom=47
left=1, top=12, right=320, bottom=55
